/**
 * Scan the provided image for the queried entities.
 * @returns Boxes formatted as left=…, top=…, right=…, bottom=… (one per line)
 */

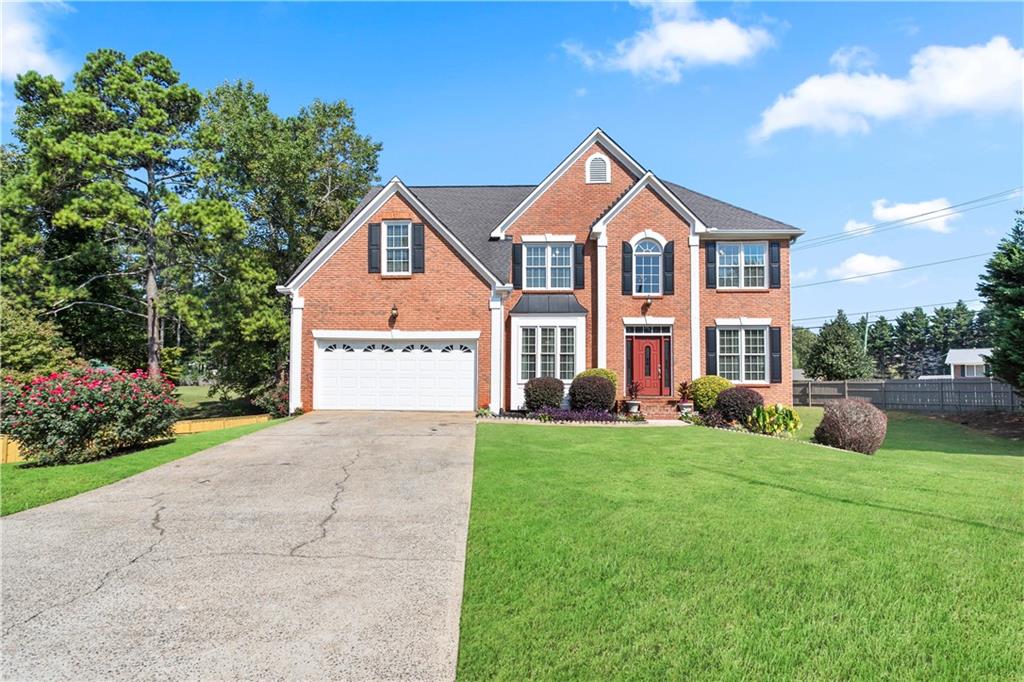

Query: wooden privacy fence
left=793, top=378, right=1020, bottom=413
left=0, top=413, right=271, bottom=464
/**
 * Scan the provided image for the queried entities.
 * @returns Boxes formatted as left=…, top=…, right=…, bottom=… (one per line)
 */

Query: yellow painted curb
left=1, top=413, right=271, bottom=464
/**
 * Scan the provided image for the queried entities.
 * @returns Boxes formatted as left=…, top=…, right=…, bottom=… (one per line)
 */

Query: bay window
left=717, top=327, right=767, bottom=383
left=717, top=242, right=767, bottom=289
left=520, top=326, right=575, bottom=380
left=524, top=243, right=573, bottom=290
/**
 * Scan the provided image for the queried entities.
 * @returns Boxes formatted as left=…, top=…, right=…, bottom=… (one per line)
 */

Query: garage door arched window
left=634, top=239, right=662, bottom=295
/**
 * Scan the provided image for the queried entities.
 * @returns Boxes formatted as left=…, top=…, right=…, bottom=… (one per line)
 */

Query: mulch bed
left=940, top=411, right=1024, bottom=441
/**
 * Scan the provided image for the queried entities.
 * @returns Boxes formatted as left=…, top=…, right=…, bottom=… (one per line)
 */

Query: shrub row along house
left=277, top=129, right=804, bottom=414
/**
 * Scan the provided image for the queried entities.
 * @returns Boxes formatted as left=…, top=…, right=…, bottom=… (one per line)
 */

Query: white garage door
left=313, top=338, right=476, bottom=411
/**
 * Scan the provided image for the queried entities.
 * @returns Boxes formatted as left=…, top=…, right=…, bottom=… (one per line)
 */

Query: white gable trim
left=489, top=128, right=646, bottom=239
left=285, top=177, right=501, bottom=290
left=591, top=172, right=709, bottom=243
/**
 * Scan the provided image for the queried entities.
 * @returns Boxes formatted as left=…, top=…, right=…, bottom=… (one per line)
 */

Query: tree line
left=1, top=50, right=381, bottom=401
left=794, top=210, right=1023, bottom=390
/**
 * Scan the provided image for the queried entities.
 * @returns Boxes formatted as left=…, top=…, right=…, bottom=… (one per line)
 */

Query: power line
left=792, top=298, right=981, bottom=323
left=790, top=296, right=983, bottom=327
left=792, top=252, right=991, bottom=289
left=793, top=188, right=1022, bottom=251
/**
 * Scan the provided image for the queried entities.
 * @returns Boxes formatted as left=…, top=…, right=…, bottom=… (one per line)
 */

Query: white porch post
left=689, top=235, right=701, bottom=380
left=596, top=234, right=608, bottom=368
left=289, top=294, right=305, bottom=414
left=489, top=290, right=505, bottom=413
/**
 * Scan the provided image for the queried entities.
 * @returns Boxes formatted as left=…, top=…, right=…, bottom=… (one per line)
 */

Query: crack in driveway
left=3, top=496, right=168, bottom=637
left=288, top=446, right=365, bottom=557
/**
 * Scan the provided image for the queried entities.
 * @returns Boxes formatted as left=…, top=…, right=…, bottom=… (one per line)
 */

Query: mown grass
left=458, top=410, right=1023, bottom=680
left=0, top=420, right=280, bottom=516
left=175, top=385, right=262, bottom=419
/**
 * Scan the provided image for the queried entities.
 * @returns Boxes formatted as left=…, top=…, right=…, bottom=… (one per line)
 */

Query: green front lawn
left=458, top=410, right=1023, bottom=679
left=175, top=385, right=263, bottom=419
left=0, top=420, right=280, bottom=516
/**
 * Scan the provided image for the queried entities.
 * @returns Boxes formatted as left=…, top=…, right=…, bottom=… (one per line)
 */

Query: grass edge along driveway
left=1, top=420, right=282, bottom=516
left=458, top=409, right=1024, bottom=680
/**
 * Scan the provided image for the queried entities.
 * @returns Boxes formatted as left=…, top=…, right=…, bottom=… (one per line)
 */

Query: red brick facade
left=298, top=194, right=493, bottom=411
left=289, top=136, right=797, bottom=412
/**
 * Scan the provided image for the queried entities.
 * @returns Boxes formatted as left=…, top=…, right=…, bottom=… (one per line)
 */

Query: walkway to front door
left=629, top=336, right=670, bottom=396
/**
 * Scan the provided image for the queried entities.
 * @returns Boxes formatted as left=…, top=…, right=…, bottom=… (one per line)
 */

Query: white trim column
left=489, top=290, right=505, bottom=414
left=596, top=234, right=609, bottom=367
left=288, top=294, right=305, bottom=414
left=689, top=235, right=701, bottom=379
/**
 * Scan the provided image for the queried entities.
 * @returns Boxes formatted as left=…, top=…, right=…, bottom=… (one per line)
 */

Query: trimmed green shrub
left=575, top=368, right=618, bottom=391
left=524, top=377, right=564, bottom=411
left=715, top=387, right=764, bottom=423
left=748, top=404, right=802, bottom=436
left=688, top=376, right=734, bottom=413
left=814, top=399, right=888, bottom=454
left=0, top=368, right=180, bottom=465
left=568, top=375, right=616, bottom=412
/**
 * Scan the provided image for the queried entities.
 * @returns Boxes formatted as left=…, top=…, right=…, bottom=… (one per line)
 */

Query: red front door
left=632, top=337, right=663, bottom=396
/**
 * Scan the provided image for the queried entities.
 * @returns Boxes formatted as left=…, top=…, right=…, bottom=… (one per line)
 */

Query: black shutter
left=368, top=223, right=381, bottom=273
left=625, top=337, right=634, bottom=388
left=663, top=337, right=672, bottom=392
left=705, top=327, right=717, bottom=376
left=663, top=241, right=675, bottom=295
left=621, top=242, right=633, bottom=295
left=705, top=241, right=716, bottom=288
left=769, top=326, right=782, bottom=384
left=412, top=224, right=425, bottom=273
left=769, top=241, right=781, bottom=289
left=512, top=243, right=523, bottom=289
left=573, top=243, right=585, bottom=289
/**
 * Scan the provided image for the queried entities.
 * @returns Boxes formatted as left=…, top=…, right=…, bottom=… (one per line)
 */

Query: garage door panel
left=314, top=338, right=475, bottom=411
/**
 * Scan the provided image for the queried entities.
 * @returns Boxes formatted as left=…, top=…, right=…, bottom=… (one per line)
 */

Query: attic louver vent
left=586, top=154, right=610, bottom=184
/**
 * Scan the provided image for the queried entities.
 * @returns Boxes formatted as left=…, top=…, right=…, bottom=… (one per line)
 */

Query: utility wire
left=792, top=252, right=991, bottom=289
left=792, top=298, right=981, bottom=322
left=793, top=188, right=1022, bottom=251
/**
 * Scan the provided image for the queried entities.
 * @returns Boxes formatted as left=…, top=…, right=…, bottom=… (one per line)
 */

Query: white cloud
left=574, top=87, right=588, bottom=97
left=563, top=1, right=774, bottom=83
left=829, top=46, right=876, bottom=72
left=843, top=197, right=958, bottom=236
left=1, top=2, right=70, bottom=82
left=827, top=253, right=903, bottom=284
left=795, top=267, right=818, bottom=281
left=871, top=198, right=957, bottom=234
left=754, top=36, right=1024, bottom=140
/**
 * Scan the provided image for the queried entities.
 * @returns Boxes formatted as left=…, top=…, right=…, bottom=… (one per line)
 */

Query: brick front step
left=635, top=398, right=681, bottom=419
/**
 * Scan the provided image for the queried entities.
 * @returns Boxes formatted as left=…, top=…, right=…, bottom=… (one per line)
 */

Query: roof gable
left=489, top=128, right=646, bottom=239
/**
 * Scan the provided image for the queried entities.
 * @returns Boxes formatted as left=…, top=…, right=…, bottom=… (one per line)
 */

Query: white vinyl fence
left=793, top=378, right=1020, bottom=413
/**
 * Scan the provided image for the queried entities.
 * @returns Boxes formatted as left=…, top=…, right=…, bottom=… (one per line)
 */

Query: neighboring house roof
left=793, top=368, right=806, bottom=380
left=286, top=172, right=802, bottom=286
left=509, top=294, right=588, bottom=315
left=945, top=348, right=993, bottom=365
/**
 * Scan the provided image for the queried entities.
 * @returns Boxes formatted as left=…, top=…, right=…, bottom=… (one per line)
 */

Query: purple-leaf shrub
left=530, top=407, right=618, bottom=422
left=0, top=368, right=181, bottom=465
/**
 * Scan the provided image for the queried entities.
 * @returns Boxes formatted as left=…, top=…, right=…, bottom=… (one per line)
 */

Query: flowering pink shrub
left=0, top=368, right=180, bottom=465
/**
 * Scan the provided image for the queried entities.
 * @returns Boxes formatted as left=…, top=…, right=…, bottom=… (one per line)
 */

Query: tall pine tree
left=866, top=316, right=896, bottom=378
left=894, top=308, right=931, bottom=378
left=803, top=311, right=874, bottom=380
left=977, top=210, right=1024, bottom=391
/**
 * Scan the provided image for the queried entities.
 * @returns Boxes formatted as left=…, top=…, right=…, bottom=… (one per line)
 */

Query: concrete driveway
left=1, top=412, right=476, bottom=681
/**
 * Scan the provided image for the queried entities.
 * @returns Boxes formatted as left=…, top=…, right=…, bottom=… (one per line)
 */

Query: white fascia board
left=490, top=128, right=646, bottom=239
left=592, top=172, right=708, bottom=240
left=287, top=179, right=501, bottom=289
left=702, top=229, right=804, bottom=240
left=622, top=316, right=675, bottom=325
left=312, top=330, right=482, bottom=341
left=715, top=317, right=772, bottom=327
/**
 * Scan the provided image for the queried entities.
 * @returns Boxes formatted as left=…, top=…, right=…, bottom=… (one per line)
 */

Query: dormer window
left=585, top=153, right=610, bottom=184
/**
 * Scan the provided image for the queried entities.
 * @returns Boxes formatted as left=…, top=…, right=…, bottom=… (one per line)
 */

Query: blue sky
left=2, top=1, right=1022, bottom=325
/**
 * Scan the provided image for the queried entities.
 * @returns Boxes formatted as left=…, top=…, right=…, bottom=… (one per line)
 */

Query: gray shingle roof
left=285, top=178, right=800, bottom=286
left=509, top=294, right=588, bottom=315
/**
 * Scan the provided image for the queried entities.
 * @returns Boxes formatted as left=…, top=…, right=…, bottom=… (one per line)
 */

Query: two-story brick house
left=278, top=129, right=803, bottom=414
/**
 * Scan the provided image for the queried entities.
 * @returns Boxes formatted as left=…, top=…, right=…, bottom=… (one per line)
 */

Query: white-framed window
left=383, top=221, right=411, bottom=275
left=524, top=243, right=573, bottom=290
left=520, top=326, right=575, bottom=381
left=634, top=239, right=662, bottom=295
left=717, top=242, right=767, bottom=289
left=586, top=153, right=610, bottom=184
left=962, top=364, right=985, bottom=377
left=717, top=327, right=768, bottom=383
